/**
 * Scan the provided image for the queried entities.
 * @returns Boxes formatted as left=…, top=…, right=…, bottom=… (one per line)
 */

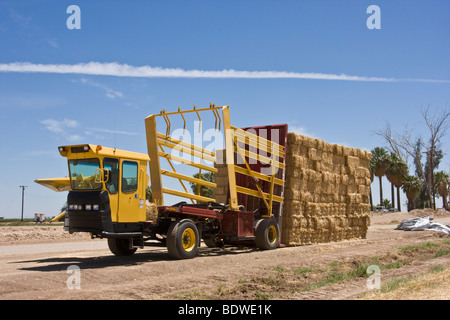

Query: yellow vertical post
left=145, top=115, right=164, bottom=206
left=222, top=106, right=238, bottom=210
left=267, top=142, right=276, bottom=217
left=196, top=168, right=202, bottom=203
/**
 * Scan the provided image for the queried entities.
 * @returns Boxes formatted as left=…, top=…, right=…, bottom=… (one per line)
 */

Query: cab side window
left=104, top=158, right=119, bottom=194
left=122, top=161, right=138, bottom=192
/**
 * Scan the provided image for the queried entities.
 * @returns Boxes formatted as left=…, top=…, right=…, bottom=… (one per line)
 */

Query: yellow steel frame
left=144, top=104, right=285, bottom=216
left=231, top=126, right=285, bottom=217
left=145, top=104, right=222, bottom=206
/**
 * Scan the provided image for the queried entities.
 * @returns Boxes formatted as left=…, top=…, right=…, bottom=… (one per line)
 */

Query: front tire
left=107, top=238, right=137, bottom=256
left=255, top=219, right=280, bottom=250
left=167, top=219, right=199, bottom=259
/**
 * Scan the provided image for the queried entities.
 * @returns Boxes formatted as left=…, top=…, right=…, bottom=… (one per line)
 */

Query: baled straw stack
left=281, top=132, right=371, bottom=246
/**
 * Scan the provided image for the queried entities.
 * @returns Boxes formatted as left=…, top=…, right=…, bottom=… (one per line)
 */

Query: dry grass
left=360, top=266, right=450, bottom=300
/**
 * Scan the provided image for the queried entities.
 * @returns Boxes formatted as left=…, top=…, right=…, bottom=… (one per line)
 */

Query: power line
left=19, top=185, right=28, bottom=221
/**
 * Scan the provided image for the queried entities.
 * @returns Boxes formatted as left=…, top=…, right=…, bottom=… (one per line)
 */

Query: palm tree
left=369, top=169, right=374, bottom=210
left=146, top=186, right=152, bottom=202
left=385, top=154, right=396, bottom=211
left=189, top=172, right=215, bottom=198
left=386, top=153, right=409, bottom=211
left=434, top=171, right=449, bottom=210
left=402, top=175, right=422, bottom=211
left=370, top=147, right=390, bottom=207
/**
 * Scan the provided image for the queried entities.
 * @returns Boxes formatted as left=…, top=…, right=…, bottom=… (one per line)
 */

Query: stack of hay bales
left=281, top=132, right=371, bottom=245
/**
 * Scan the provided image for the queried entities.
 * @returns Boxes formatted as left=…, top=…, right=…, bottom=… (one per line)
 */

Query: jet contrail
left=0, top=61, right=448, bottom=83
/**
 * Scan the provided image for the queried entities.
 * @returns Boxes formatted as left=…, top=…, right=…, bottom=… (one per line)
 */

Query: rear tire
left=167, top=219, right=199, bottom=259
left=255, top=219, right=280, bottom=250
left=107, top=238, right=137, bottom=256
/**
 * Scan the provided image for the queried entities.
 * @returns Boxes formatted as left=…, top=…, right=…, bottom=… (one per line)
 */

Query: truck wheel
left=255, top=219, right=280, bottom=250
left=167, top=219, right=199, bottom=259
left=107, top=238, right=137, bottom=256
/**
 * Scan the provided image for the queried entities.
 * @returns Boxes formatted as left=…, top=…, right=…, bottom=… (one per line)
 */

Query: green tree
left=434, top=171, right=449, bottom=210
left=146, top=186, right=152, bottom=202
left=402, top=175, right=422, bottom=211
left=386, top=153, right=409, bottom=211
left=370, top=147, right=390, bottom=207
left=382, top=199, right=392, bottom=209
left=189, top=172, right=215, bottom=199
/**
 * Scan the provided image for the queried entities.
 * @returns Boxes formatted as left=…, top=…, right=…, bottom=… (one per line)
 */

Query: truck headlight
left=92, top=204, right=99, bottom=210
left=85, top=204, right=92, bottom=211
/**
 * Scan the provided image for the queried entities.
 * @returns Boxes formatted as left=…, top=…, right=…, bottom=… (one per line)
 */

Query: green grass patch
left=294, top=267, right=313, bottom=275
left=380, top=276, right=412, bottom=293
left=429, top=265, right=446, bottom=273
left=255, top=291, right=270, bottom=300
left=385, top=260, right=406, bottom=269
left=434, top=248, right=450, bottom=258
left=271, top=265, right=286, bottom=273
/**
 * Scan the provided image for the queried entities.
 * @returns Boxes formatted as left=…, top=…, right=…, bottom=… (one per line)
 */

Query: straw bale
left=308, top=148, right=322, bottom=161
left=290, top=155, right=307, bottom=168
left=356, top=167, right=370, bottom=178
left=301, top=135, right=317, bottom=148
left=313, top=160, right=324, bottom=172
left=146, top=202, right=158, bottom=221
left=333, top=155, right=346, bottom=165
left=332, top=144, right=344, bottom=156
left=357, top=185, right=370, bottom=195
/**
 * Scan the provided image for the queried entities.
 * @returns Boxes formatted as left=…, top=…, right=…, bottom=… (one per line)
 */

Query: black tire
left=255, top=219, right=280, bottom=250
left=107, top=238, right=137, bottom=256
left=166, top=219, right=199, bottom=259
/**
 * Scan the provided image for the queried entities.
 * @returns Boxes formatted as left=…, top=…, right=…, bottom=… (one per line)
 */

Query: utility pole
left=19, top=185, right=27, bottom=221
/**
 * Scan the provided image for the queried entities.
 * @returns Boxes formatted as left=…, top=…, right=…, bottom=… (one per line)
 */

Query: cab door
left=118, top=160, right=144, bottom=222
left=103, top=157, right=119, bottom=222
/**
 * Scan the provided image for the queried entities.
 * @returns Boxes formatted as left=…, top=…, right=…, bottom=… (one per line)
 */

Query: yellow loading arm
left=144, top=104, right=285, bottom=215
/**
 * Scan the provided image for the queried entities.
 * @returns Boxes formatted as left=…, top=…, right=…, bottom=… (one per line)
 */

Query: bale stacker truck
left=36, top=105, right=288, bottom=259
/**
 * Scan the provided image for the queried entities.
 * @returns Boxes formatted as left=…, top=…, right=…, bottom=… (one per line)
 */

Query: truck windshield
left=68, top=158, right=102, bottom=190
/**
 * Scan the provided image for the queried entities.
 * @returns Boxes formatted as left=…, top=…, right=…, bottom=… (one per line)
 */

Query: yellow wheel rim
left=268, top=225, right=278, bottom=245
left=182, top=227, right=196, bottom=252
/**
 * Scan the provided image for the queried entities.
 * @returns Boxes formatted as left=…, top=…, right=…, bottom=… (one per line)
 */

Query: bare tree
left=375, top=106, right=450, bottom=209
left=421, top=106, right=450, bottom=208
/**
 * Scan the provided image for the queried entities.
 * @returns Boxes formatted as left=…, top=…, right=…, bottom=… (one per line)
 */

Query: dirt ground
left=0, top=209, right=449, bottom=300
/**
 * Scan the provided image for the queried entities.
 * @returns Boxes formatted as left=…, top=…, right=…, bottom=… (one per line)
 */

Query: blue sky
left=0, top=0, right=449, bottom=218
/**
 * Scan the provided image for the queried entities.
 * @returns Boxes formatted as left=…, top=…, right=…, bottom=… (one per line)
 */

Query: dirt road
left=0, top=210, right=449, bottom=300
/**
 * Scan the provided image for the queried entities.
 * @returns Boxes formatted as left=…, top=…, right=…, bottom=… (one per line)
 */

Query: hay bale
left=281, top=132, right=371, bottom=246
left=146, top=202, right=158, bottom=221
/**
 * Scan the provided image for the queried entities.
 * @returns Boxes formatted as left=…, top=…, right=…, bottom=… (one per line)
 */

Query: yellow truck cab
left=59, top=144, right=149, bottom=244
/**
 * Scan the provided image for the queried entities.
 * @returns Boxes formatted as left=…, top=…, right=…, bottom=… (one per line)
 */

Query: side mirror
left=95, top=168, right=110, bottom=183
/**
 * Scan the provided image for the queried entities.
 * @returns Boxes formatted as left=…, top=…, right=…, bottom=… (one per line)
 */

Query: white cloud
left=47, top=39, right=59, bottom=48
left=40, top=118, right=81, bottom=142
left=66, top=134, right=82, bottom=142
left=40, top=118, right=79, bottom=134
left=1, top=61, right=448, bottom=83
left=90, top=128, right=141, bottom=136
left=289, top=125, right=317, bottom=138
left=78, top=78, right=123, bottom=99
